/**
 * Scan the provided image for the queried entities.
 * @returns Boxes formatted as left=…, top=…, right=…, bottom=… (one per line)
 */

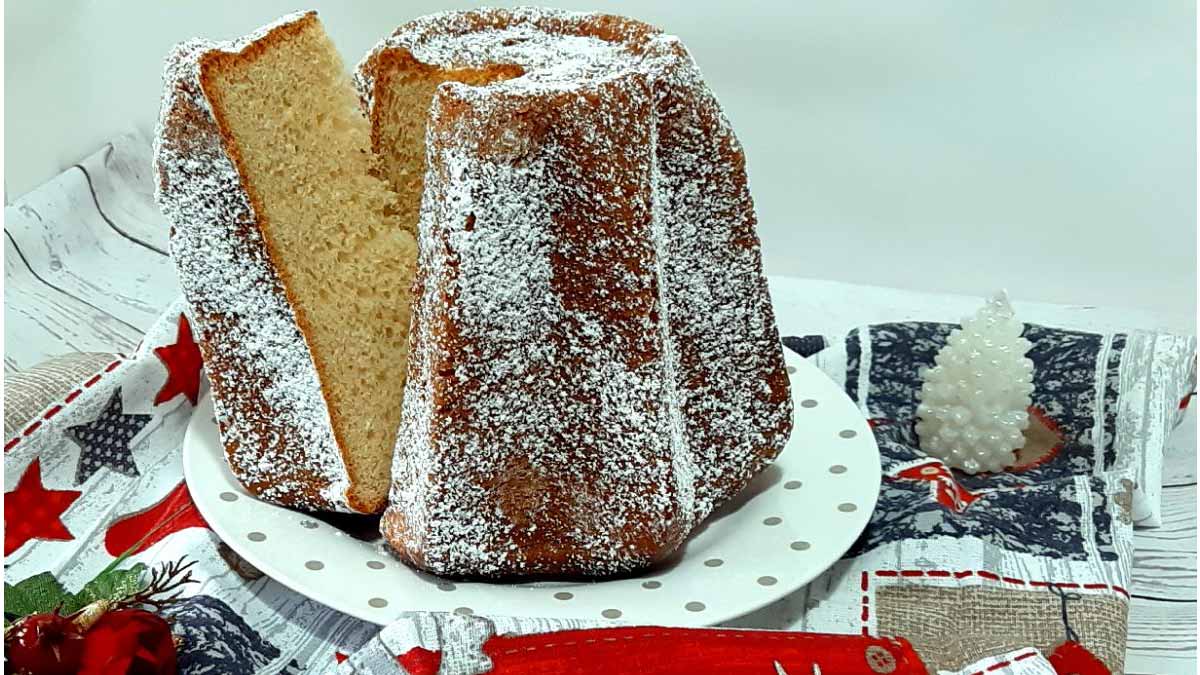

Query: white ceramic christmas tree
left=915, top=292, right=1035, bottom=474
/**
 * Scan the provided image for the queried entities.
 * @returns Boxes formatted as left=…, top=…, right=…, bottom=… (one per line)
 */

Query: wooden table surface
left=5, top=135, right=1195, bottom=674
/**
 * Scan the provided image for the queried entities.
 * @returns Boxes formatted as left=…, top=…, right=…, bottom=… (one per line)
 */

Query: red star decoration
left=104, top=481, right=209, bottom=556
left=5, top=459, right=82, bottom=555
left=154, top=314, right=203, bottom=406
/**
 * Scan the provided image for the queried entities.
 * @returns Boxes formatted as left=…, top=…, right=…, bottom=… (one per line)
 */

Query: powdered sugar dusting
left=364, top=8, right=791, bottom=577
left=154, top=12, right=356, bottom=512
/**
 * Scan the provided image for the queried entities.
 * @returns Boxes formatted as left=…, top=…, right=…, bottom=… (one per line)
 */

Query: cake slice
left=154, top=12, right=416, bottom=513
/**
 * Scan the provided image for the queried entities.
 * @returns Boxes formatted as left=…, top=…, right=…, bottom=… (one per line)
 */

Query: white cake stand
left=183, top=351, right=880, bottom=627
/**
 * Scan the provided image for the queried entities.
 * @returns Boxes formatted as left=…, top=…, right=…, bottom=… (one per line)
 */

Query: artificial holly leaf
left=62, top=563, right=148, bottom=614
left=4, top=572, right=70, bottom=620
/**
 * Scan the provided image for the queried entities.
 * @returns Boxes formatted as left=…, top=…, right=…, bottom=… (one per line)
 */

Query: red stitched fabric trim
left=4, top=359, right=124, bottom=453
left=871, top=570, right=1129, bottom=598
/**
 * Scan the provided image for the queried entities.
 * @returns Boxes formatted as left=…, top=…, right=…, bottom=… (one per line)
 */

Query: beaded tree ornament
left=916, top=292, right=1034, bottom=474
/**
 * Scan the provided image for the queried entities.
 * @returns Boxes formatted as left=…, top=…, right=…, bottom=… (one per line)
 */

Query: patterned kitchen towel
left=769, top=323, right=1195, bottom=673
left=4, top=302, right=1194, bottom=673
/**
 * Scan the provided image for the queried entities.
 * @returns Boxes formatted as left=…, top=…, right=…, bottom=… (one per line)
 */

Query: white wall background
left=5, top=1, right=1195, bottom=329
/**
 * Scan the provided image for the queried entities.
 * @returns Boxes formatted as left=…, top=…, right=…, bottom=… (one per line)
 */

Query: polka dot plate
left=182, top=350, right=880, bottom=626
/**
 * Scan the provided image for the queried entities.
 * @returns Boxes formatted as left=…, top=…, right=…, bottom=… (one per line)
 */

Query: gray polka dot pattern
left=64, top=388, right=152, bottom=485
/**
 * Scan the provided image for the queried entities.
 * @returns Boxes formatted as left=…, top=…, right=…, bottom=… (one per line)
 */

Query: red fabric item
left=104, top=481, right=209, bottom=556
left=1048, top=641, right=1110, bottom=675
left=4, top=458, right=82, bottom=555
left=481, top=627, right=925, bottom=674
left=77, top=609, right=177, bottom=675
left=153, top=314, right=203, bottom=406
left=397, top=646, right=442, bottom=675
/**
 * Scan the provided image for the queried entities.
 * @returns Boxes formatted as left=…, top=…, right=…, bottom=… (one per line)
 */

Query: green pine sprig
left=4, top=503, right=195, bottom=629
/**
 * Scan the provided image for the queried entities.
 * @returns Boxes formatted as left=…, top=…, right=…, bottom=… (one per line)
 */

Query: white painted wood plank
left=1126, top=654, right=1196, bottom=675
left=74, top=130, right=167, bottom=253
left=1132, top=485, right=1196, bottom=601
left=1126, top=596, right=1196, bottom=674
left=4, top=169, right=177, bottom=332
left=3, top=235, right=142, bottom=370
left=1163, top=407, right=1196, bottom=487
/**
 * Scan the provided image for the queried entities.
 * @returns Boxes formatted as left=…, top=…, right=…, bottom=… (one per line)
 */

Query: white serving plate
left=183, top=351, right=880, bottom=626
